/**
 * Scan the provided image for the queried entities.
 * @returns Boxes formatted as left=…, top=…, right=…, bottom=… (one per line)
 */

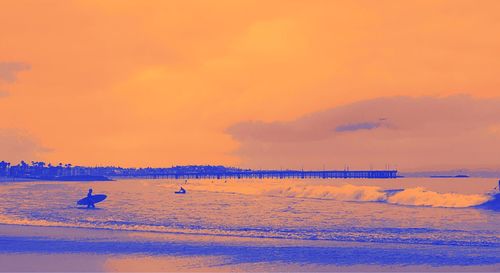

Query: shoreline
left=1, top=223, right=499, bottom=272
left=0, top=177, right=38, bottom=182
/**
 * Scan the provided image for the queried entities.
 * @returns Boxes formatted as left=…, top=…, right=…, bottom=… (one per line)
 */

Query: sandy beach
left=1, top=223, right=499, bottom=272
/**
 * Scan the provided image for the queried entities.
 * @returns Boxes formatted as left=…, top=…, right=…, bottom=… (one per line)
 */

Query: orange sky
left=1, top=0, right=500, bottom=170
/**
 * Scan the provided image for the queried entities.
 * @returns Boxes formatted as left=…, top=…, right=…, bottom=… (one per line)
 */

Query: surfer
left=77, top=190, right=106, bottom=207
left=87, top=188, right=95, bottom=208
left=178, top=186, right=186, bottom=194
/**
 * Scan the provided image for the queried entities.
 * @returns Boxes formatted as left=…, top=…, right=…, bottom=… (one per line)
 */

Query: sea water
left=0, top=178, right=499, bottom=268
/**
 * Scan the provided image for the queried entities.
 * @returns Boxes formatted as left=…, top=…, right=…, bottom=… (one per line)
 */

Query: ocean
left=0, top=177, right=499, bottom=271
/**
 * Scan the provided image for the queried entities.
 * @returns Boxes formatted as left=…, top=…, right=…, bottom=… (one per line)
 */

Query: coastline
left=1, top=223, right=499, bottom=272
left=0, top=175, right=112, bottom=182
left=0, top=177, right=38, bottom=182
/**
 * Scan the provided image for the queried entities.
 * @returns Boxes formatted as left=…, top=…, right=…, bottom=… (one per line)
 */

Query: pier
left=140, top=170, right=398, bottom=180
left=0, top=161, right=397, bottom=181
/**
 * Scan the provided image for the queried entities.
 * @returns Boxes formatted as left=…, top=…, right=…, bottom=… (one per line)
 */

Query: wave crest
left=387, top=187, right=489, bottom=208
left=191, top=183, right=492, bottom=208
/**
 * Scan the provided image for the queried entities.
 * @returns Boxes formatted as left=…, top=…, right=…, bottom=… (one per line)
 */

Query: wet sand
left=1, top=224, right=499, bottom=272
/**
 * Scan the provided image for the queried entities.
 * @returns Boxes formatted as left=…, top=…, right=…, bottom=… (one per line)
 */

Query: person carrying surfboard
left=87, top=188, right=95, bottom=208
left=76, top=190, right=107, bottom=207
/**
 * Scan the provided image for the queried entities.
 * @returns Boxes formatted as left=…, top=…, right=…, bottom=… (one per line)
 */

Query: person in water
left=179, top=186, right=186, bottom=193
left=87, top=188, right=95, bottom=208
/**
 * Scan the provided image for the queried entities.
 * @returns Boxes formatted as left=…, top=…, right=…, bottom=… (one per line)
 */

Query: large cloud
left=1, top=1, right=500, bottom=167
left=0, top=129, right=51, bottom=163
left=227, top=96, right=500, bottom=170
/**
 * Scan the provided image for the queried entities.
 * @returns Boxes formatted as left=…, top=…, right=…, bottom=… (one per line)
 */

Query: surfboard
left=384, top=189, right=404, bottom=197
left=77, top=194, right=107, bottom=205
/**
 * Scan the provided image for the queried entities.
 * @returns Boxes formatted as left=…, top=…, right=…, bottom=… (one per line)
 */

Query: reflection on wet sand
left=1, top=224, right=499, bottom=272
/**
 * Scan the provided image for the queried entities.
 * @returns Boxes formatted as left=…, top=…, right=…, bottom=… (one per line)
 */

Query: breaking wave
left=191, top=183, right=493, bottom=208
left=387, top=187, right=490, bottom=208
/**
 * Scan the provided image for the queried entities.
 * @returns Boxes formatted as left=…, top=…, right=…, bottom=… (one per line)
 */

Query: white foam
left=387, top=187, right=489, bottom=208
left=189, top=182, right=491, bottom=208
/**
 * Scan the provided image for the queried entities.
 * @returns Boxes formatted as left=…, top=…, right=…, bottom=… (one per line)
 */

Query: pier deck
left=131, top=170, right=398, bottom=179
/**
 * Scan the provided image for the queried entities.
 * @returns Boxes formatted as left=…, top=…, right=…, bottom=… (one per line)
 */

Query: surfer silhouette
left=76, top=189, right=106, bottom=207
left=179, top=186, right=186, bottom=193
left=87, top=188, right=95, bottom=208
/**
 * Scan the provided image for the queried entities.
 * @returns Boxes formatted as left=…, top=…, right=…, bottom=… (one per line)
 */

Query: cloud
left=335, top=121, right=383, bottom=132
left=0, top=129, right=52, bottom=163
left=1, top=1, right=500, bottom=167
left=0, top=62, right=31, bottom=83
left=228, top=95, right=500, bottom=170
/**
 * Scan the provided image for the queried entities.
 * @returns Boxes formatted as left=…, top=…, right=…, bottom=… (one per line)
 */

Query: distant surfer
left=175, top=186, right=186, bottom=194
left=87, top=188, right=95, bottom=208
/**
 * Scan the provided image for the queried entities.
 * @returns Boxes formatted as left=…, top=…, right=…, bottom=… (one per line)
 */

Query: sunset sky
left=1, top=0, right=500, bottom=171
